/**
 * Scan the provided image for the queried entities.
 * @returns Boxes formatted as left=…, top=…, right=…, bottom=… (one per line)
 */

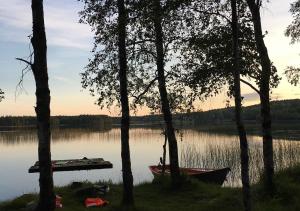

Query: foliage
left=0, top=89, right=4, bottom=102
left=79, top=0, right=219, bottom=113
left=285, top=66, right=300, bottom=86
left=79, top=0, right=120, bottom=109
left=78, top=0, right=163, bottom=111
left=126, top=0, right=207, bottom=112
left=285, top=0, right=300, bottom=86
left=80, top=0, right=283, bottom=113
left=175, top=0, right=280, bottom=99
left=285, top=0, right=300, bottom=44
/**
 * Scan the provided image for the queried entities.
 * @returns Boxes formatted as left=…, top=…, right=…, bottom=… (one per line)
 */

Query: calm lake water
left=1, top=128, right=300, bottom=201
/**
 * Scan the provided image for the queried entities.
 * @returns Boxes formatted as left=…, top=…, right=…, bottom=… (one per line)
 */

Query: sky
left=0, top=0, right=299, bottom=116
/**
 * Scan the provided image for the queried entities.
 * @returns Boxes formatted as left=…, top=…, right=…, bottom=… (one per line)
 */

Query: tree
left=79, top=0, right=134, bottom=205
left=152, top=0, right=180, bottom=185
left=245, top=0, right=275, bottom=195
left=285, top=0, right=300, bottom=86
left=79, top=0, right=193, bottom=187
left=176, top=0, right=279, bottom=97
left=17, top=0, right=56, bottom=210
left=176, top=0, right=279, bottom=196
left=117, top=0, right=134, bottom=206
left=231, top=0, right=251, bottom=210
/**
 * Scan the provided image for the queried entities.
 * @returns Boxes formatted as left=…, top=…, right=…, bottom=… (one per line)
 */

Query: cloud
left=53, top=76, right=73, bottom=84
left=271, top=93, right=283, bottom=101
left=242, top=92, right=259, bottom=102
left=0, top=1, right=31, bottom=27
left=0, top=0, right=93, bottom=50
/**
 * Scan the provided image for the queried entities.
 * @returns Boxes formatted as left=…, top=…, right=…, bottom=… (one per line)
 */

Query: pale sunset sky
left=0, top=0, right=299, bottom=116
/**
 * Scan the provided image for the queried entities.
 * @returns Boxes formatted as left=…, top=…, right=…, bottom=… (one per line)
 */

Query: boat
left=29, top=157, right=113, bottom=173
left=149, top=165, right=230, bottom=185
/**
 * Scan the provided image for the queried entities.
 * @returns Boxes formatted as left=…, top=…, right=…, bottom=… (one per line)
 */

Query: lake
left=1, top=127, right=300, bottom=201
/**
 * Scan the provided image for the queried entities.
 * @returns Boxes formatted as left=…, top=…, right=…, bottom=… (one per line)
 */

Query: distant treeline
left=0, top=115, right=112, bottom=129
left=182, top=99, right=300, bottom=125
left=125, top=99, right=300, bottom=126
left=1, top=99, right=299, bottom=129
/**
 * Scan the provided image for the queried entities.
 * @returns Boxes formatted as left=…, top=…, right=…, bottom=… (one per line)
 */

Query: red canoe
left=149, top=165, right=230, bottom=185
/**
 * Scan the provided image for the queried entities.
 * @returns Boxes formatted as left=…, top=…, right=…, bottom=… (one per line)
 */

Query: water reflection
left=0, top=128, right=300, bottom=201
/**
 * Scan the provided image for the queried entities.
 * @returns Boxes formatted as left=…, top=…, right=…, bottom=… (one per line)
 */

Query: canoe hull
left=149, top=165, right=230, bottom=185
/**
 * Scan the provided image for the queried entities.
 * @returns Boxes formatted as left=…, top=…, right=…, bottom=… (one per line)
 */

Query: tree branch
left=127, top=39, right=155, bottom=46
left=15, top=55, right=34, bottom=99
left=240, top=78, right=260, bottom=95
left=193, top=8, right=231, bottom=23
left=137, top=48, right=157, bottom=59
left=15, top=58, right=33, bottom=67
left=247, top=72, right=259, bottom=81
left=133, top=76, right=158, bottom=102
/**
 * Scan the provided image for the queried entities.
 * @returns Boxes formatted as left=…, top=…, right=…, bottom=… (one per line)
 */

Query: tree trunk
left=31, top=0, right=55, bottom=210
left=117, top=0, right=134, bottom=206
left=246, top=0, right=274, bottom=195
left=161, top=129, right=167, bottom=175
left=153, top=0, right=181, bottom=186
left=231, top=0, right=251, bottom=210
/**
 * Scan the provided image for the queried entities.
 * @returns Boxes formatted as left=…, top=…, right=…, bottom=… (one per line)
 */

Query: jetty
left=29, top=157, right=113, bottom=173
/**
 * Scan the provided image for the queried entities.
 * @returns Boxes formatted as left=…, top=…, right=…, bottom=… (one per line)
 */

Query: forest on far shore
left=0, top=99, right=299, bottom=129
left=128, top=99, right=300, bottom=126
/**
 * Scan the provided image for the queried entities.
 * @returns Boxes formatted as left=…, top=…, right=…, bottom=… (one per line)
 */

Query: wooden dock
left=28, top=157, right=113, bottom=173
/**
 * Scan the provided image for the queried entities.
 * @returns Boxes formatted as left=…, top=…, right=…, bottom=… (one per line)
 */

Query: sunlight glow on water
left=0, top=128, right=299, bottom=201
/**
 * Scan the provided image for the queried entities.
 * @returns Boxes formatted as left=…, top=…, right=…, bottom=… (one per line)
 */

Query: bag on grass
left=85, top=197, right=109, bottom=207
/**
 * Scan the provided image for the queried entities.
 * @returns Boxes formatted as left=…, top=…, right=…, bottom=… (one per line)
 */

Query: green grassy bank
left=2, top=165, right=300, bottom=211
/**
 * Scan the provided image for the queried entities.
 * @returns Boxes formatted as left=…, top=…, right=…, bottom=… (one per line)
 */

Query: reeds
left=180, top=138, right=300, bottom=186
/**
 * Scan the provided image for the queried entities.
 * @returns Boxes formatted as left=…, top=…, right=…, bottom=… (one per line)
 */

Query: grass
left=252, top=165, right=300, bottom=211
left=2, top=165, right=300, bottom=210
left=0, top=179, right=242, bottom=211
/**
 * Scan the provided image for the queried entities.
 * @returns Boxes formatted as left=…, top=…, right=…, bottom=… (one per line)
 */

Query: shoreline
left=1, top=165, right=300, bottom=210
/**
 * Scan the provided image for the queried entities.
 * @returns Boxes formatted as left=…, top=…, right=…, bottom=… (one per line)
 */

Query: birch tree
left=16, top=0, right=55, bottom=210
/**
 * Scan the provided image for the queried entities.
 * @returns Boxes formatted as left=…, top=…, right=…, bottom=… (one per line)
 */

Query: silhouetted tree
left=246, top=0, right=275, bottom=195
left=176, top=0, right=280, bottom=196
left=231, top=0, right=251, bottom=210
left=117, top=0, right=134, bottom=206
left=79, top=0, right=134, bottom=205
left=31, top=0, right=55, bottom=209
left=79, top=0, right=193, bottom=187
left=285, top=0, right=300, bottom=86
left=152, top=0, right=180, bottom=185
left=176, top=1, right=279, bottom=99
left=16, top=0, right=56, bottom=210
